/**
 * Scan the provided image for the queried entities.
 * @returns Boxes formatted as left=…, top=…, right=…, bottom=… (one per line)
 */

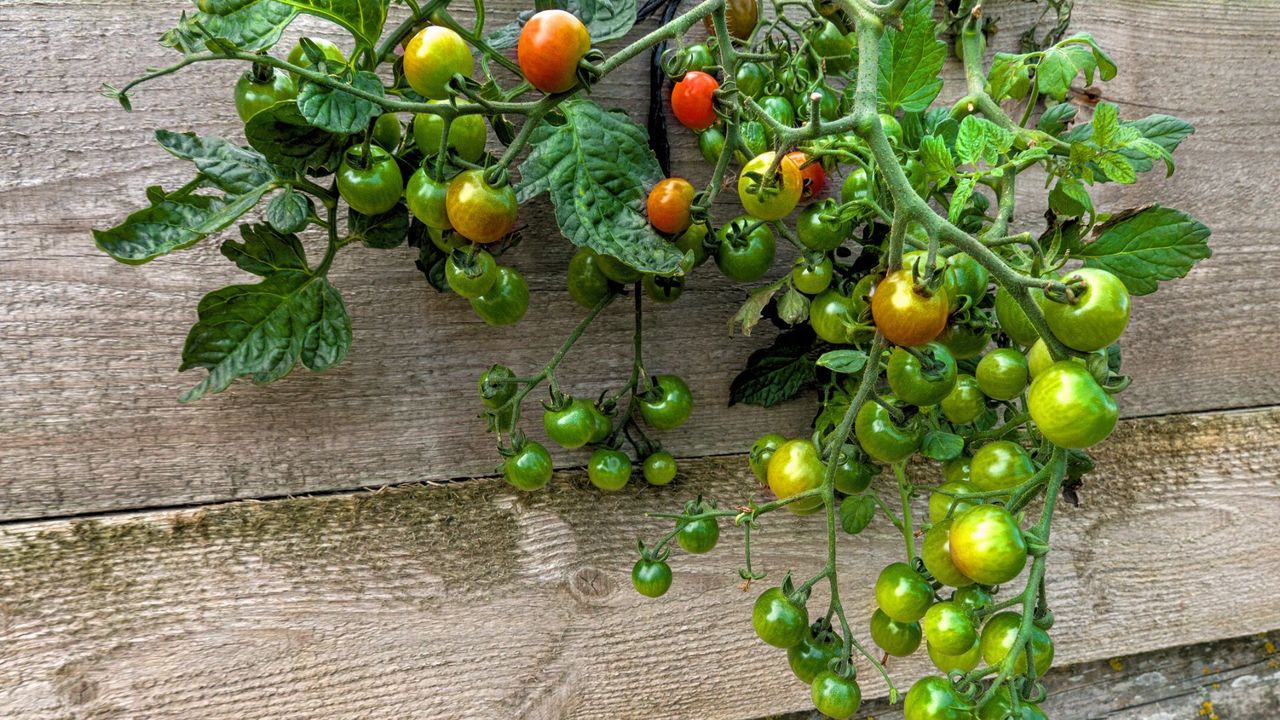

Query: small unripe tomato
left=922, top=601, right=977, bottom=656
left=766, top=438, right=825, bottom=514
left=1028, top=362, right=1118, bottom=448
left=336, top=146, right=404, bottom=216
left=404, top=26, right=474, bottom=100
left=631, top=558, right=672, bottom=597
left=791, top=255, right=834, bottom=295
left=811, top=671, right=862, bottom=720
left=587, top=447, right=632, bottom=491
left=749, top=433, right=786, bottom=481
left=970, top=440, right=1035, bottom=492
left=405, top=168, right=452, bottom=229
left=504, top=441, right=553, bottom=491
left=948, top=504, right=1027, bottom=585
left=903, top=676, right=973, bottom=720
left=871, top=270, right=949, bottom=347
left=980, top=611, right=1054, bottom=676
left=234, top=68, right=297, bottom=122
left=469, top=266, right=529, bottom=326
left=753, top=587, right=809, bottom=648
left=875, top=562, right=933, bottom=622
left=517, top=10, right=592, bottom=94
left=671, top=71, right=719, bottom=131
left=642, top=451, right=678, bottom=485
left=975, top=347, right=1029, bottom=400
left=922, top=519, right=973, bottom=588
left=1041, top=267, right=1131, bottom=352
left=647, top=178, right=696, bottom=235
left=444, top=249, right=498, bottom=299
left=414, top=107, right=488, bottom=163
left=940, top=374, right=985, bottom=425
left=445, top=169, right=518, bottom=244
left=870, top=608, right=921, bottom=656
left=738, top=152, right=803, bottom=221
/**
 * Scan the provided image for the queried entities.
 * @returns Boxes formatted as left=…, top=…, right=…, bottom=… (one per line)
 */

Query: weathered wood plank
left=0, top=408, right=1276, bottom=719
left=1, top=0, right=1277, bottom=519
left=772, top=631, right=1280, bottom=719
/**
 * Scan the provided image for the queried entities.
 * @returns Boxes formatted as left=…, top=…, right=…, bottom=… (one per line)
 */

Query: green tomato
left=543, top=397, right=598, bottom=449
left=643, top=274, right=685, bottom=304
left=809, top=289, right=862, bottom=345
left=887, top=342, right=958, bottom=407
left=684, top=43, right=714, bottom=71
left=753, top=587, right=810, bottom=648
left=994, top=288, right=1039, bottom=346
left=922, top=519, right=974, bottom=588
left=811, top=20, right=853, bottom=73
left=970, top=440, right=1035, bottom=492
left=980, top=611, right=1054, bottom=676
left=875, top=562, right=934, bottom=623
left=927, top=636, right=981, bottom=674
left=879, top=112, right=903, bottom=145
left=372, top=112, right=402, bottom=150
left=469, top=266, right=529, bottom=326
left=234, top=68, right=297, bottom=122
left=832, top=450, right=874, bottom=494
left=404, top=26, right=473, bottom=99
left=928, top=480, right=978, bottom=524
left=631, top=558, right=673, bottom=598
left=840, top=167, right=871, bottom=204
left=413, top=108, right=488, bottom=163
left=749, top=433, right=787, bottom=481
left=445, top=249, right=498, bottom=299
left=940, top=374, right=986, bottom=425
left=978, top=685, right=1046, bottom=720
left=505, top=441, right=552, bottom=491
left=287, top=38, right=346, bottom=79
left=948, top=505, right=1028, bottom=585
left=588, top=405, right=612, bottom=444
left=796, top=199, right=850, bottom=251
left=595, top=253, right=643, bottom=284
left=715, top=216, right=777, bottom=282
left=903, top=676, right=973, bottom=720
left=675, top=221, right=711, bottom=268
left=1041, top=267, right=1131, bottom=352
left=792, top=255, right=834, bottom=295
left=976, top=348, right=1030, bottom=400
left=758, top=95, right=797, bottom=130
left=638, top=374, right=694, bottom=430
left=337, top=146, right=404, bottom=216
left=788, top=629, right=842, bottom=684
left=870, top=608, right=921, bottom=657
left=587, top=448, right=632, bottom=491
left=735, top=62, right=769, bottom=98
left=938, top=323, right=991, bottom=360
left=738, top=121, right=769, bottom=158
left=405, top=168, right=452, bottom=229
left=795, top=84, right=842, bottom=122
left=811, top=671, right=862, bottom=720
left=677, top=516, right=720, bottom=554
left=922, top=601, right=977, bottom=656
left=944, top=253, right=990, bottom=312
left=698, top=126, right=727, bottom=165
left=566, top=248, right=615, bottom=309
left=478, top=364, right=518, bottom=410
left=943, top=456, right=972, bottom=484
left=855, top=398, right=920, bottom=464
left=1027, top=362, right=1118, bottom=448
left=952, top=585, right=994, bottom=614
left=643, top=451, right=678, bottom=485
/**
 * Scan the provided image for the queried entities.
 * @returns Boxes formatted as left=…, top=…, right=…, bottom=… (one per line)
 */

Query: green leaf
left=296, top=70, right=384, bottom=134
left=245, top=100, right=348, bottom=174
left=347, top=203, right=409, bottom=248
left=816, top=349, right=868, bottom=374
left=1075, top=205, right=1212, bottom=295
left=488, top=0, right=637, bottom=49
left=777, top=287, right=810, bottom=326
left=1092, top=102, right=1119, bottom=148
left=1037, top=102, right=1078, bottom=135
left=266, top=189, right=313, bottom=234
left=877, top=0, right=947, bottom=112
left=1095, top=152, right=1137, bottom=185
left=955, top=115, right=1013, bottom=167
left=275, top=0, right=390, bottom=49
left=948, top=176, right=975, bottom=225
left=839, top=495, right=876, bottom=535
left=517, top=99, right=683, bottom=274
left=407, top=219, right=449, bottom=293
left=154, top=130, right=277, bottom=195
left=729, top=327, right=817, bottom=407
left=1036, top=44, right=1096, bottom=100
left=179, top=268, right=351, bottom=402
left=1049, top=178, right=1092, bottom=217
left=920, top=430, right=963, bottom=461
left=161, top=1, right=298, bottom=53
left=920, top=134, right=955, bottom=185
left=730, top=278, right=788, bottom=337
left=986, top=53, right=1029, bottom=100
left=221, top=223, right=309, bottom=276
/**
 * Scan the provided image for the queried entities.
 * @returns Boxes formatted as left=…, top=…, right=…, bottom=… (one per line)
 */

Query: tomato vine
left=99, top=0, right=1213, bottom=716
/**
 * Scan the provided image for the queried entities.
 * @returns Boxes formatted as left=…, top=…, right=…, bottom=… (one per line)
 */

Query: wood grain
left=0, top=408, right=1276, bottom=719
left=774, top=631, right=1280, bottom=719
left=1, top=0, right=1277, bottom=520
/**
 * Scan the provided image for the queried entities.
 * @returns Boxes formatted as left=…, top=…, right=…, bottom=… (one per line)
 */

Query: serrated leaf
left=266, top=189, right=313, bottom=233
left=955, top=115, right=1013, bottom=167
left=347, top=202, right=409, bottom=248
left=839, top=495, right=876, bottom=535
left=987, top=52, right=1030, bottom=100
left=517, top=99, right=682, bottom=274
left=245, top=100, right=347, bottom=174
left=1037, top=102, right=1078, bottom=135
left=1037, top=43, right=1096, bottom=100
left=275, top=0, right=389, bottom=49
left=1126, top=137, right=1175, bottom=176
left=1092, top=102, right=1119, bottom=148
left=487, top=0, right=637, bottom=49
left=1096, top=152, right=1137, bottom=184
left=1076, top=205, right=1212, bottom=295
left=161, top=1, right=298, bottom=53
left=920, top=134, right=955, bottom=184
left=297, top=70, right=384, bottom=134
left=179, top=269, right=350, bottom=401
left=154, top=130, right=277, bottom=195
left=94, top=180, right=272, bottom=264
left=729, top=327, right=817, bottom=407
left=1049, top=178, right=1092, bottom=217
left=920, top=430, right=963, bottom=461
left=816, top=349, right=868, bottom=374
left=877, top=0, right=947, bottom=112
left=948, top=176, right=975, bottom=224
left=730, top=278, right=788, bottom=337
left=221, top=223, right=309, bottom=275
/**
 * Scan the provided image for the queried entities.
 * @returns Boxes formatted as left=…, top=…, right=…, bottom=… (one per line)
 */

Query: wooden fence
left=1, top=0, right=1278, bottom=717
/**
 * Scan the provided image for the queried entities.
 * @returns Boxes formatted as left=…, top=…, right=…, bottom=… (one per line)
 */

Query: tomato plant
left=100, top=0, right=1210, bottom=713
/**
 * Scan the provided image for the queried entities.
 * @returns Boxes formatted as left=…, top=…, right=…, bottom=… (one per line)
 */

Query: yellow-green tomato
left=414, top=108, right=488, bottom=163
left=766, top=439, right=825, bottom=514
left=969, top=440, right=1035, bottom=492
left=738, top=152, right=803, bottom=220
left=948, top=505, right=1028, bottom=585
left=1028, top=362, right=1119, bottom=448
left=979, top=611, right=1054, bottom=676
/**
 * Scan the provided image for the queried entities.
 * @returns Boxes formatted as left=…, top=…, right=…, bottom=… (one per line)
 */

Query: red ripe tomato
left=517, top=10, right=592, bottom=94
left=647, top=178, right=695, bottom=235
left=871, top=270, right=949, bottom=347
left=671, top=71, right=719, bottom=131
left=786, top=151, right=825, bottom=201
